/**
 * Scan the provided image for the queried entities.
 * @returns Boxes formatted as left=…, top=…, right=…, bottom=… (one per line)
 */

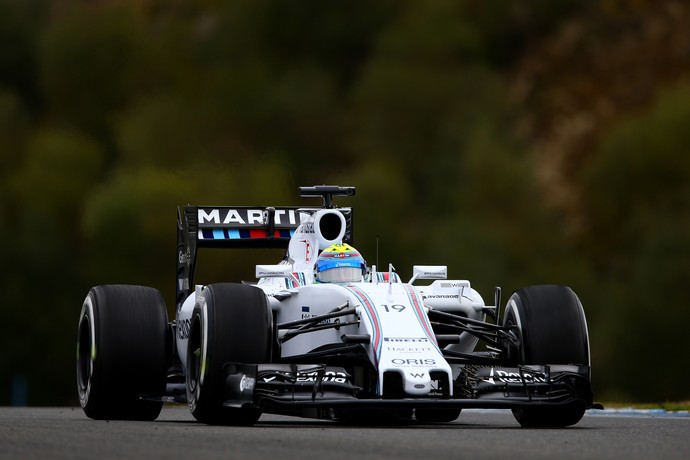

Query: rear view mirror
left=409, top=266, right=447, bottom=283
left=256, top=264, right=293, bottom=278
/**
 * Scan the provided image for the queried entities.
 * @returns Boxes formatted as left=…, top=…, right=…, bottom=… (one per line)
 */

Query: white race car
left=76, top=185, right=599, bottom=427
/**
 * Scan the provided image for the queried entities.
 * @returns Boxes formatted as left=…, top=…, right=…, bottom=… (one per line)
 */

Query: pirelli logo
left=383, top=337, right=429, bottom=343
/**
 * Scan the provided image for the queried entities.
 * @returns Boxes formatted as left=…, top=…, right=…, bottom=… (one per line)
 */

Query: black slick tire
left=186, top=283, right=272, bottom=425
left=76, top=285, right=169, bottom=420
left=503, top=285, right=590, bottom=428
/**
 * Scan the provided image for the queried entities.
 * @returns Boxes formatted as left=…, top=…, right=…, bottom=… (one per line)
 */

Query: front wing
left=221, top=362, right=596, bottom=419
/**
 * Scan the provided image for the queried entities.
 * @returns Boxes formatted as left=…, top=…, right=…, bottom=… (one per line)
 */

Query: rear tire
left=77, top=285, right=169, bottom=420
left=186, top=283, right=272, bottom=425
left=503, top=285, right=590, bottom=427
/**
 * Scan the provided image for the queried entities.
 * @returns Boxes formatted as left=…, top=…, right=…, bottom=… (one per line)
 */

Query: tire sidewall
left=503, top=297, right=525, bottom=364
left=77, top=293, right=97, bottom=411
left=186, top=283, right=272, bottom=424
left=504, top=285, right=589, bottom=366
left=187, top=295, right=210, bottom=415
left=76, top=285, right=169, bottom=420
left=502, top=285, right=591, bottom=427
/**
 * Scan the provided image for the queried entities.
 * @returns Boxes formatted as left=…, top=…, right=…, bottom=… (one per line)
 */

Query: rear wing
left=176, top=203, right=353, bottom=307
left=178, top=205, right=353, bottom=248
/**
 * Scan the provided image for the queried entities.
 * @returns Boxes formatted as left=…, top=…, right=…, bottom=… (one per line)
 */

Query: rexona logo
left=239, top=375, right=255, bottom=392
left=178, top=248, right=190, bottom=264
left=481, top=368, right=548, bottom=385
left=296, top=371, right=348, bottom=384
left=198, top=208, right=302, bottom=226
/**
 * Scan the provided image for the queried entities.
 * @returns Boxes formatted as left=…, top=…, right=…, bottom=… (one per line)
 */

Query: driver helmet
left=315, top=243, right=366, bottom=283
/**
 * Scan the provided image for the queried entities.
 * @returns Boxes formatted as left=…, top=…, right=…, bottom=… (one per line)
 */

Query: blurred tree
left=81, top=159, right=294, bottom=307
left=0, top=0, right=46, bottom=112
left=348, top=4, right=507, bottom=209
left=1, top=127, right=105, bottom=405
left=1, top=0, right=689, bottom=405
left=0, top=90, right=30, bottom=179
left=38, top=3, right=148, bottom=143
left=579, top=82, right=690, bottom=400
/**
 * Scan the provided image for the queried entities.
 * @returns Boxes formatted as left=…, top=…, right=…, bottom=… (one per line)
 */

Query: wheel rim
left=502, top=301, right=523, bottom=363
left=188, top=313, right=202, bottom=394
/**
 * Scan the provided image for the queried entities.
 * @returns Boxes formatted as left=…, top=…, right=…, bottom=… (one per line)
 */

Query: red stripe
left=246, top=229, right=285, bottom=238
left=404, top=285, right=439, bottom=347
left=348, top=286, right=382, bottom=365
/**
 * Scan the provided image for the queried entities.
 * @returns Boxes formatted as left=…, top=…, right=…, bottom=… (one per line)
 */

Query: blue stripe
left=201, top=228, right=294, bottom=240
left=346, top=287, right=382, bottom=365
left=403, top=285, right=442, bottom=353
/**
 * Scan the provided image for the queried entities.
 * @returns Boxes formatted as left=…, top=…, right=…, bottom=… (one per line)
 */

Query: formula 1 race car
left=76, top=185, right=599, bottom=427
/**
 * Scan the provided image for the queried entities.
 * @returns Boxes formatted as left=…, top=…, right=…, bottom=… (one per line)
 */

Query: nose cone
left=403, top=372, right=432, bottom=395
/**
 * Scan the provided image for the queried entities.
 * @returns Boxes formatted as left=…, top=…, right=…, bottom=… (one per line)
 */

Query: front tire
left=186, top=283, right=272, bottom=425
left=503, top=285, right=590, bottom=427
left=76, top=285, right=169, bottom=420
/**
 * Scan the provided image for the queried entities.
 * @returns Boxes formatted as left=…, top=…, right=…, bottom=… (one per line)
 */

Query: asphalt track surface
left=1, top=407, right=689, bottom=460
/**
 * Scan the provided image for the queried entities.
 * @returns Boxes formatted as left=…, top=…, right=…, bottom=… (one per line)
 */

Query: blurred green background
left=1, top=0, right=689, bottom=405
